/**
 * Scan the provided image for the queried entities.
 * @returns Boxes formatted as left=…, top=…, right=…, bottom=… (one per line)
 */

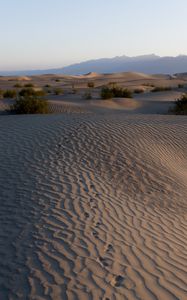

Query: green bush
left=19, top=88, right=35, bottom=97
left=35, top=90, right=46, bottom=97
left=87, top=82, right=94, bottom=88
left=14, top=83, right=22, bottom=88
left=11, top=95, right=49, bottom=114
left=101, top=86, right=132, bottom=99
left=19, top=88, right=46, bottom=97
left=152, top=86, right=172, bottom=92
left=170, top=94, right=187, bottom=115
left=24, top=83, right=34, bottom=88
left=101, top=87, right=114, bottom=99
left=3, top=90, right=17, bottom=98
left=113, top=87, right=132, bottom=98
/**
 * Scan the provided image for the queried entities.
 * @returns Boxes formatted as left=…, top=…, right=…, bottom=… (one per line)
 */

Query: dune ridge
left=0, top=114, right=187, bottom=300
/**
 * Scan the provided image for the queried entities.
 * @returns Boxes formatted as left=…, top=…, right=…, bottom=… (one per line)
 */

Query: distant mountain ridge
left=1, top=54, right=187, bottom=76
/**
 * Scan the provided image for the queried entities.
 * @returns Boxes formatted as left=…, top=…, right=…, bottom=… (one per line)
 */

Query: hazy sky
left=1, top=0, right=187, bottom=70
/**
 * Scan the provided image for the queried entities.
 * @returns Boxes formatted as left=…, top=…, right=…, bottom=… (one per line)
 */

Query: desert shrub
left=101, top=86, right=132, bottom=99
left=83, top=92, right=92, bottom=100
left=101, top=87, right=114, bottom=99
left=24, top=83, right=34, bottom=88
left=55, top=79, right=61, bottom=82
left=115, top=87, right=132, bottom=98
left=44, top=84, right=51, bottom=88
left=87, top=82, right=94, bottom=88
left=109, top=82, right=117, bottom=88
left=0, top=89, right=4, bottom=99
left=152, top=86, right=172, bottom=92
left=19, top=88, right=36, bottom=97
left=169, top=94, right=187, bottom=115
left=143, top=83, right=155, bottom=87
left=54, top=88, right=64, bottom=95
left=112, top=86, right=132, bottom=98
left=3, top=89, right=17, bottom=98
left=178, top=84, right=184, bottom=89
left=14, top=83, right=22, bottom=88
left=35, top=90, right=46, bottom=97
left=134, top=88, right=144, bottom=94
left=19, top=88, right=46, bottom=97
left=11, top=95, right=49, bottom=114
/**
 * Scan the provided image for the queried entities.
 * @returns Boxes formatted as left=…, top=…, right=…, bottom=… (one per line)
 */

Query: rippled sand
left=0, top=113, right=187, bottom=300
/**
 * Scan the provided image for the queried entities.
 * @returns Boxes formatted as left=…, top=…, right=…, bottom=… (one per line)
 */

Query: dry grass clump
left=19, top=88, right=46, bottom=97
left=169, top=94, right=187, bottom=115
left=83, top=91, right=92, bottom=100
left=101, top=86, right=132, bottom=99
left=3, top=90, right=17, bottom=98
left=11, top=95, right=49, bottom=114
left=134, top=88, right=144, bottom=94
left=87, top=82, right=94, bottom=88
left=152, top=86, right=172, bottom=92
left=54, top=88, right=64, bottom=95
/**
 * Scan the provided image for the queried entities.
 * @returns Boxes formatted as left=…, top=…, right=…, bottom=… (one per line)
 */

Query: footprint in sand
left=95, top=221, right=101, bottom=228
left=84, top=212, right=89, bottom=219
left=106, top=244, right=113, bottom=253
left=92, top=230, right=99, bottom=239
left=114, top=275, right=125, bottom=287
left=99, top=256, right=112, bottom=268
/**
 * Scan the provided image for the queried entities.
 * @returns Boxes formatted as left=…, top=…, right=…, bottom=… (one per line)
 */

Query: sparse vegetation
left=83, top=91, right=92, bottom=100
left=71, top=83, right=77, bottom=94
left=109, top=82, right=117, bottom=88
left=178, top=84, right=184, bottom=89
left=24, top=83, right=34, bottom=88
left=101, top=87, right=114, bottom=99
left=14, top=83, right=22, bottom=88
left=87, top=82, right=94, bottom=88
left=54, top=88, right=64, bottom=95
left=134, top=88, right=144, bottom=94
left=152, top=86, right=172, bottom=92
left=169, top=94, right=187, bottom=115
left=11, top=95, right=49, bottom=114
left=101, top=86, right=132, bottom=99
left=0, top=89, right=4, bottom=99
left=3, top=89, right=17, bottom=98
left=55, top=79, right=61, bottom=82
left=44, top=84, right=51, bottom=88
left=19, top=88, right=46, bottom=97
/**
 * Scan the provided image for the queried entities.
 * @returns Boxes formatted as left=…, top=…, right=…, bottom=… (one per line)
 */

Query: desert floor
left=0, top=72, right=187, bottom=300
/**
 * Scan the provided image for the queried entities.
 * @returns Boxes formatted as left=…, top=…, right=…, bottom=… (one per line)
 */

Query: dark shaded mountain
left=1, top=54, right=187, bottom=76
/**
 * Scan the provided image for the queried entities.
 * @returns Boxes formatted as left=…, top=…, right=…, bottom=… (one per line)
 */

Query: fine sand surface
left=0, top=111, right=187, bottom=300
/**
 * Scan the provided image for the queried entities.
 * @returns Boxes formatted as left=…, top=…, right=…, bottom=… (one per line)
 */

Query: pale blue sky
left=1, top=0, right=187, bottom=70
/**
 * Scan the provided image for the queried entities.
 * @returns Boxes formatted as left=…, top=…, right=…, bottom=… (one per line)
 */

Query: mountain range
left=1, top=54, right=187, bottom=76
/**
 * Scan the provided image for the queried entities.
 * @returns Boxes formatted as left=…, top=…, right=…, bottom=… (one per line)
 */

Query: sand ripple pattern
left=0, top=114, right=187, bottom=300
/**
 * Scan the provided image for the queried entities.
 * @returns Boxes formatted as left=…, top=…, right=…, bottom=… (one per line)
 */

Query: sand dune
left=0, top=113, right=187, bottom=300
